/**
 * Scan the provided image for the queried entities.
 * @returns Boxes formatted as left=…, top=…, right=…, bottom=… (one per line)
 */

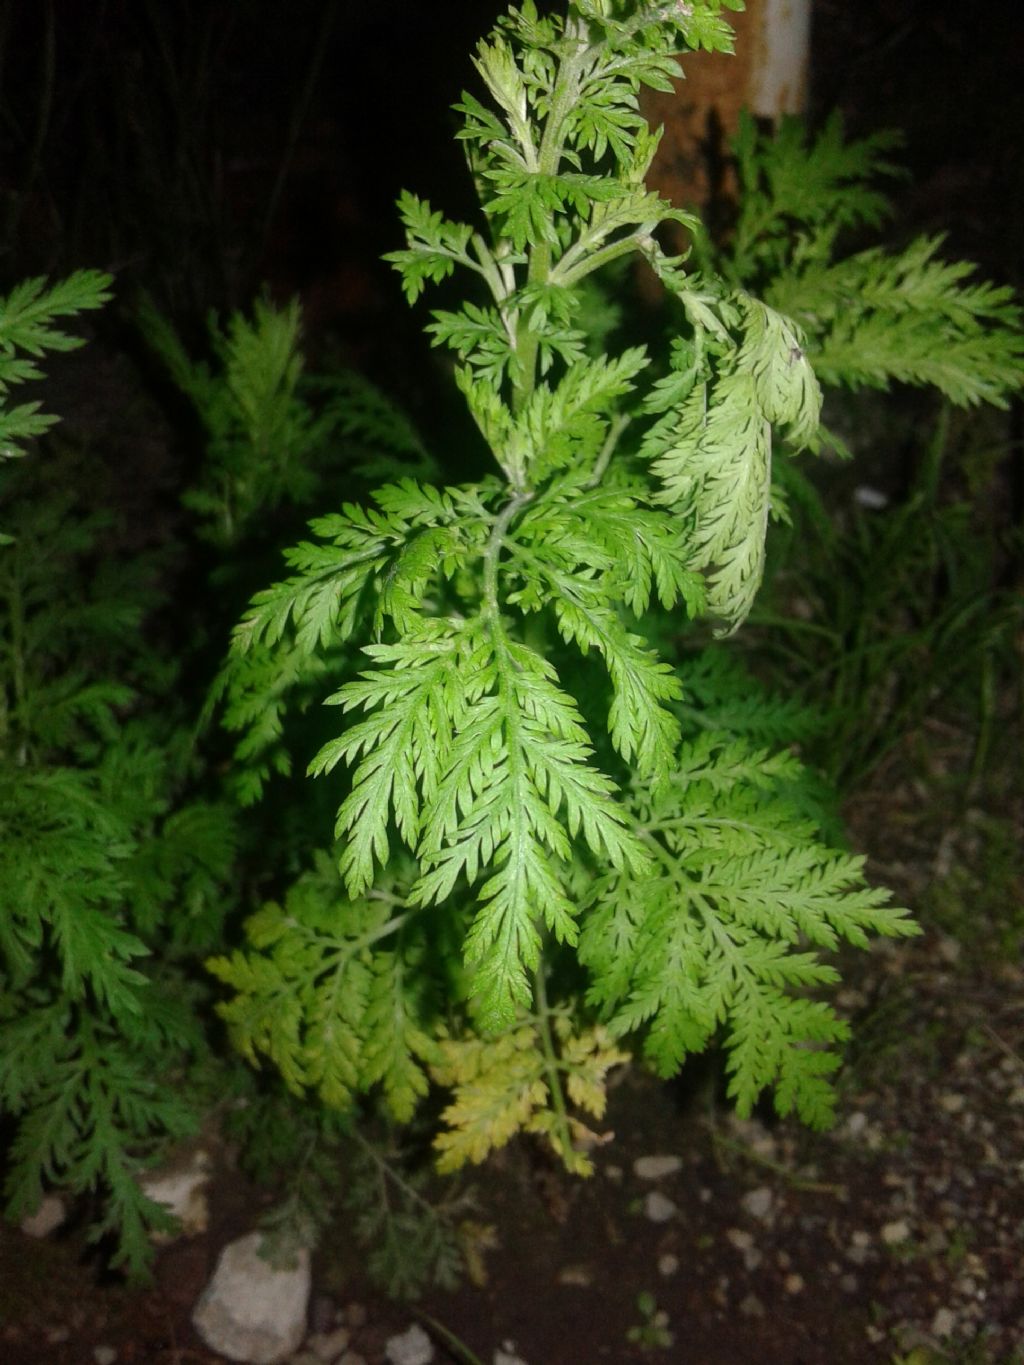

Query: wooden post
left=643, top=0, right=812, bottom=210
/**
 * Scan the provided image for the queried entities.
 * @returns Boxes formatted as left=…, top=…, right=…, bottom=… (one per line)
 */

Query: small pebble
left=743, top=1248, right=763, bottom=1272
left=840, top=1274, right=859, bottom=1294
left=658, top=1253, right=679, bottom=1277
left=644, top=1191, right=677, bottom=1223
left=854, top=484, right=888, bottom=510
left=739, top=1294, right=765, bottom=1318
left=726, top=1228, right=754, bottom=1253
left=939, top=1092, right=966, bottom=1114
left=19, top=1194, right=66, bottom=1239
left=633, top=1155, right=683, bottom=1181
left=93, top=1349, right=117, bottom=1365
left=309, top=1327, right=352, bottom=1361
left=741, top=1187, right=773, bottom=1221
left=604, top=1164, right=623, bottom=1182
left=881, top=1219, right=911, bottom=1246
left=557, top=1264, right=593, bottom=1287
left=784, top=1273, right=805, bottom=1295
left=494, top=1343, right=529, bottom=1365
left=937, top=937, right=961, bottom=964
left=836, top=988, right=867, bottom=1010
left=385, top=1324, right=434, bottom=1365
left=932, top=1307, right=957, bottom=1338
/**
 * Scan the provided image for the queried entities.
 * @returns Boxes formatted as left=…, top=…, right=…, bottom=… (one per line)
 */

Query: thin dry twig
left=706, top=1127, right=847, bottom=1196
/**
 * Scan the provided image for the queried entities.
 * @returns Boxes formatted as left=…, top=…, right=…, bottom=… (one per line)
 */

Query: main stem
left=510, top=26, right=591, bottom=416
left=533, top=957, right=571, bottom=1150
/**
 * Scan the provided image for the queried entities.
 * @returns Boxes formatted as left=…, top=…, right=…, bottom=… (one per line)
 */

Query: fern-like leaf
left=580, top=732, right=918, bottom=1126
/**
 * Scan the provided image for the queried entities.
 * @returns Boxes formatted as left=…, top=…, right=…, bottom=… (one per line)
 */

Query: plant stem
left=483, top=491, right=534, bottom=607
left=411, top=1309, right=486, bottom=1365
left=708, top=1129, right=846, bottom=1196
left=534, top=956, right=572, bottom=1154
left=586, top=413, right=631, bottom=488
left=348, top=1128, right=441, bottom=1220
left=511, top=28, right=589, bottom=412
left=554, top=222, right=661, bottom=289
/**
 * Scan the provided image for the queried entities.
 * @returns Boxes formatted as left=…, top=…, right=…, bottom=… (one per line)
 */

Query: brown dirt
left=3, top=802, right=1022, bottom=1365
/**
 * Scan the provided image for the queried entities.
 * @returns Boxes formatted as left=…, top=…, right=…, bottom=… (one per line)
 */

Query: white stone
left=932, top=1307, right=956, bottom=1338
left=494, top=1349, right=529, bottom=1365
left=643, top=1191, right=677, bottom=1223
left=385, top=1324, right=434, bottom=1365
left=632, top=1155, right=683, bottom=1181
left=93, top=1349, right=117, bottom=1365
left=741, top=1187, right=773, bottom=1221
left=726, top=1228, right=754, bottom=1253
left=854, top=484, right=888, bottom=510
left=880, top=1219, right=910, bottom=1246
left=657, top=1253, right=679, bottom=1277
left=937, top=936, right=961, bottom=964
left=192, top=1232, right=311, bottom=1364
left=140, top=1148, right=212, bottom=1242
left=19, top=1194, right=66, bottom=1238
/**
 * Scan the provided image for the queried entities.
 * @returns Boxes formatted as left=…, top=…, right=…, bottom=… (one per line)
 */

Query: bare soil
left=3, top=745, right=1022, bottom=1364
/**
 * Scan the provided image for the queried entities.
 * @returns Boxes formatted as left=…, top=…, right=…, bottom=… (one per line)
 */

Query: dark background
left=1, top=0, right=1021, bottom=357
